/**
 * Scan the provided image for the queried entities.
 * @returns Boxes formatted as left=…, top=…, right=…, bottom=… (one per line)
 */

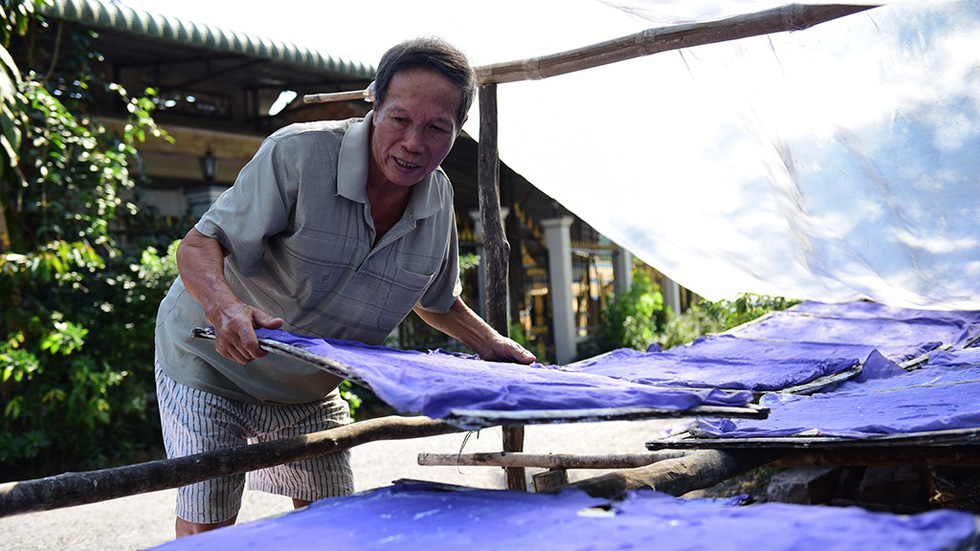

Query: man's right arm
left=176, top=228, right=283, bottom=364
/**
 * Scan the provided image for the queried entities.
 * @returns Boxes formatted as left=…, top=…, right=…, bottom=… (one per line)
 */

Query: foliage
left=597, top=262, right=797, bottom=352
left=1, top=2, right=181, bottom=479
left=458, top=252, right=479, bottom=272
left=655, top=293, right=798, bottom=350
left=700, top=293, right=799, bottom=331
left=597, top=271, right=666, bottom=352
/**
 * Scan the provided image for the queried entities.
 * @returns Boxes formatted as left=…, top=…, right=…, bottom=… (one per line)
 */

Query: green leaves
left=40, top=318, right=88, bottom=355
left=0, top=332, right=38, bottom=384
left=0, top=2, right=181, bottom=479
left=598, top=271, right=666, bottom=352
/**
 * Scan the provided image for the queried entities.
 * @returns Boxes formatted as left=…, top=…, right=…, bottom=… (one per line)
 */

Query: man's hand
left=176, top=228, right=284, bottom=365
left=210, top=301, right=284, bottom=364
left=479, top=334, right=536, bottom=364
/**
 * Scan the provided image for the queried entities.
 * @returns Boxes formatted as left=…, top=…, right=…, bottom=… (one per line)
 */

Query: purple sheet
left=728, top=309, right=975, bottom=361
left=699, top=353, right=980, bottom=438
left=150, top=483, right=978, bottom=551
left=792, top=300, right=980, bottom=326
left=253, top=329, right=753, bottom=427
left=566, top=335, right=885, bottom=391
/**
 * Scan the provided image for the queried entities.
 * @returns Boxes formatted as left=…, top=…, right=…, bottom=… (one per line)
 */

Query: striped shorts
left=155, top=362, right=354, bottom=524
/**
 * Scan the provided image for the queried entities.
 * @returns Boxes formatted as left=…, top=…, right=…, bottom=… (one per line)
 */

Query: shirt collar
left=337, top=110, right=446, bottom=221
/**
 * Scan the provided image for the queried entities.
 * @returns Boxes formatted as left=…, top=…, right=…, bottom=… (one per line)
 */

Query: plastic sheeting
left=118, top=0, right=980, bottom=309
left=699, top=351, right=980, bottom=438
left=565, top=335, right=884, bottom=391
left=149, top=482, right=979, bottom=551
left=729, top=303, right=980, bottom=361
left=252, top=329, right=753, bottom=426
left=562, top=300, right=980, bottom=390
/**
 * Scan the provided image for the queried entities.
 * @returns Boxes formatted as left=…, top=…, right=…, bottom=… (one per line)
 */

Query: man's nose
left=402, top=125, right=425, bottom=151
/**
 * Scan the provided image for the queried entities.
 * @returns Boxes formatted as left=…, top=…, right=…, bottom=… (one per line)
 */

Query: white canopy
left=122, top=0, right=980, bottom=310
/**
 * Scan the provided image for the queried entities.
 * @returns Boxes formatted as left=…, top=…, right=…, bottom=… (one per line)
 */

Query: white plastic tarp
left=122, top=0, right=980, bottom=309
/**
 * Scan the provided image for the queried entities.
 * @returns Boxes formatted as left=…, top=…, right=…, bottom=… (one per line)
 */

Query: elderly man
left=154, top=37, right=534, bottom=537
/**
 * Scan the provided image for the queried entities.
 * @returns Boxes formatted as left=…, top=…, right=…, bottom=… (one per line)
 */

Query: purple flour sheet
left=792, top=300, right=980, bottom=326
left=565, top=335, right=887, bottom=391
left=150, top=482, right=978, bottom=551
left=727, top=308, right=977, bottom=361
left=698, top=352, right=980, bottom=438
left=252, top=329, right=754, bottom=427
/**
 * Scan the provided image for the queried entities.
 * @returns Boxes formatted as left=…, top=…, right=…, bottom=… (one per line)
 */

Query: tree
left=1, top=0, right=179, bottom=480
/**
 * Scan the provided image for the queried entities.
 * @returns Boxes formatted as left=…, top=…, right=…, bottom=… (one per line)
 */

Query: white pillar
left=663, top=274, right=683, bottom=314
left=612, top=246, right=633, bottom=296
left=542, top=216, right=576, bottom=364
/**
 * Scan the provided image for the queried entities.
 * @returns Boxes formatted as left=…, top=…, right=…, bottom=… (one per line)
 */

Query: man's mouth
left=394, top=158, right=420, bottom=170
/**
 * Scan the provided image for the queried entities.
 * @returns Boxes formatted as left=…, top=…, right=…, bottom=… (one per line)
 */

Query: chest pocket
left=377, top=267, right=435, bottom=331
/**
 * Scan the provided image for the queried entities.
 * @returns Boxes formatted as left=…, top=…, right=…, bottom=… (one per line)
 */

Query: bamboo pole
left=418, top=451, right=690, bottom=469
left=302, top=88, right=372, bottom=104
left=0, top=416, right=460, bottom=518
left=475, top=4, right=876, bottom=84
left=476, top=83, right=526, bottom=492
left=301, top=4, right=876, bottom=105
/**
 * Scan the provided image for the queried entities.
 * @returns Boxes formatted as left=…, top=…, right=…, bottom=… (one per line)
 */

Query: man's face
left=370, top=67, right=462, bottom=188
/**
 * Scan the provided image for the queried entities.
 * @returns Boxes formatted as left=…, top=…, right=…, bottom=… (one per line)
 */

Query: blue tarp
left=253, top=329, right=753, bottom=426
left=727, top=303, right=980, bottom=361
left=699, top=350, right=980, bottom=438
left=238, top=301, right=980, bottom=425
left=566, top=335, right=885, bottom=391
left=150, top=482, right=978, bottom=551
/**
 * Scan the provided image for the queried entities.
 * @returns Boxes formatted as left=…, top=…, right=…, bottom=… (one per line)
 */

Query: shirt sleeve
left=193, top=135, right=296, bottom=274
left=416, top=216, right=463, bottom=314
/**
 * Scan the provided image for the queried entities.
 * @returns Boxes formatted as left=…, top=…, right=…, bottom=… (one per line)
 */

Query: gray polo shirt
left=155, top=113, right=462, bottom=405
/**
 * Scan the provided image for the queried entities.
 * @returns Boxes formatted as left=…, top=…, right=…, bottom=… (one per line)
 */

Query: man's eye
left=393, top=116, right=409, bottom=124
left=429, top=125, right=448, bottom=134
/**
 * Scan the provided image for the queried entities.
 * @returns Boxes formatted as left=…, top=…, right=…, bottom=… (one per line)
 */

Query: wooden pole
left=475, top=4, right=876, bottom=84
left=0, top=415, right=460, bottom=518
left=303, top=6, right=876, bottom=106
left=477, top=83, right=526, bottom=491
left=418, top=451, right=690, bottom=469
left=565, top=450, right=777, bottom=499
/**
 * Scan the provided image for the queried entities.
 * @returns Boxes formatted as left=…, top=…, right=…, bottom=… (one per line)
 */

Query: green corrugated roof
left=40, top=0, right=376, bottom=79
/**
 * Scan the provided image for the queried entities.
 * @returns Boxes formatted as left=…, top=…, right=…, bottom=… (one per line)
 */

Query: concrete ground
left=0, top=418, right=683, bottom=550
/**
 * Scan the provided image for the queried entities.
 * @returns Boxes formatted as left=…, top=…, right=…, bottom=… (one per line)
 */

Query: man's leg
left=176, top=516, right=237, bottom=537
left=247, top=388, right=354, bottom=506
left=292, top=499, right=312, bottom=509
left=156, top=363, right=249, bottom=537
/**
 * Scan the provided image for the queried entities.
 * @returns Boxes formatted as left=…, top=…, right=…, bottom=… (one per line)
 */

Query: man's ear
left=457, top=115, right=468, bottom=135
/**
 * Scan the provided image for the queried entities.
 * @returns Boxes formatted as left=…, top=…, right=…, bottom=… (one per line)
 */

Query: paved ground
left=0, top=418, right=682, bottom=550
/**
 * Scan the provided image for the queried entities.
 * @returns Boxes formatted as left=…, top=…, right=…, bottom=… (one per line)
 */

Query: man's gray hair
left=374, top=37, right=477, bottom=127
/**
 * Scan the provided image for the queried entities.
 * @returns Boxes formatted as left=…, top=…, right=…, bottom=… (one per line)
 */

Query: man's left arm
left=414, top=298, right=536, bottom=364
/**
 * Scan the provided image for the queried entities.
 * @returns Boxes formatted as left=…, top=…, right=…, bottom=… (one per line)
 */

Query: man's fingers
left=253, top=310, right=284, bottom=330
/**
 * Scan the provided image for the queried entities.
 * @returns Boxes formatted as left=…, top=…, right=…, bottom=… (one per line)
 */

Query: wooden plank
left=417, top=451, right=689, bottom=469
left=776, top=364, right=862, bottom=395
left=448, top=402, right=768, bottom=429
left=475, top=5, right=876, bottom=84
left=0, top=416, right=460, bottom=518
left=532, top=469, right=569, bottom=493
left=646, top=427, right=980, bottom=450
left=767, top=446, right=980, bottom=468
left=100, top=118, right=263, bottom=160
